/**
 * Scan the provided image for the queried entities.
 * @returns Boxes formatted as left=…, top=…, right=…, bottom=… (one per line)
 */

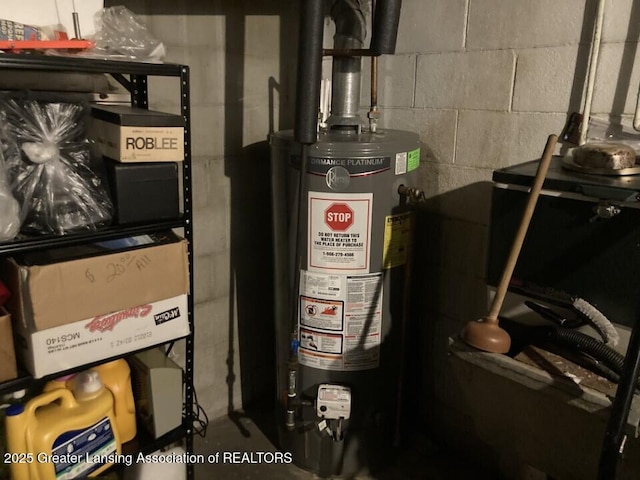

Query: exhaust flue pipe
left=327, top=0, right=367, bottom=130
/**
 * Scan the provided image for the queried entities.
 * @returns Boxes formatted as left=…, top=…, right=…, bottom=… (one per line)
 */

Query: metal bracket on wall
left=109, top=73, right=132, bottom=93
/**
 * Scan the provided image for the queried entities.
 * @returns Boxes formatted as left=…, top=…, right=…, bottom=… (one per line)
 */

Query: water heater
left=271, top=129, right=419, bottom=476
left=270, top=1, right=420, bottom=476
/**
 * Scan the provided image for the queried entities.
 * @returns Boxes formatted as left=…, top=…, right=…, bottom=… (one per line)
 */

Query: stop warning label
left=308, top=191, right=373, bottom=273
left=325, top=203, right=354, bottom=231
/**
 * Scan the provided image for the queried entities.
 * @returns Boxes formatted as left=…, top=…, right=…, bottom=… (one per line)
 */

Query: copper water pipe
left=371, top=56, right=378, bottom=107
left=371, top=0, right=378, bottom=104
left=369, top=0, right=380, bottom=132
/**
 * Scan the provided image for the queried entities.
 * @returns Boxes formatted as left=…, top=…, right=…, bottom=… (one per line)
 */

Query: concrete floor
left=194, top=409, right=495, bottom=479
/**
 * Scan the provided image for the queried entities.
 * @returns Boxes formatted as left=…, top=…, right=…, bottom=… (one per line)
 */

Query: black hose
left=546, top=328, right=625, bottom=374
left=575, top=356, right=621, bottom=386
left=598, top=321, right=640, bottom=479
left=524, top=302, right=626, bottom=379
left=546, top=344, right=623, bottom=386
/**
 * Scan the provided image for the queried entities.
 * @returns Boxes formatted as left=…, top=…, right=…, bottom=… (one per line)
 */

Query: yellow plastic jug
left=42, top=374, right=76, bottom=393
left=44, top=359, right=136, bottom=443
left=94, top=359, right=137, bottom=442
left=5, top=370, right=121, bottom=480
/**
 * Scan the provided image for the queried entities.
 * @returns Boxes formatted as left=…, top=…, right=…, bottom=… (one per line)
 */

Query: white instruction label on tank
left=343, top=273, right=382, bottom=370
left=395, top=151, right=407, bottom=175
left=300, top=270, right=343, bottom=299
left=299, top=271, right=382, bottom=371
left=308, top=191, right=372, bottom=273
left=300, top=327, right=343, bottom=354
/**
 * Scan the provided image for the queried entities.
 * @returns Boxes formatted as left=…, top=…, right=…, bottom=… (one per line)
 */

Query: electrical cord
left=189, top=380, right=209, bottom=438
left=165, top=341, right=175, bottom=357
left=160, top=342, right=207, bottom=437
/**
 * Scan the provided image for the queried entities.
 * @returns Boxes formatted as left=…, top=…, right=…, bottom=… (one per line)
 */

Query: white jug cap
left=12, top=389, right=26, bottom=400
left=74, top=370, right=104, bottom=399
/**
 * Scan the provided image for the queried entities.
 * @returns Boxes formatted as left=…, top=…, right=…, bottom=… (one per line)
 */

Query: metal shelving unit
left=0, top=53, right=195, bottom=479
left=0, top=219, right=185, bottom=255
left=492, top=157, right=640, bottom=478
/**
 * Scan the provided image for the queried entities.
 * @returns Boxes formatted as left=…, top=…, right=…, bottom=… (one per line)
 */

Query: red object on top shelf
left=0, top=39, right=93, bottom=52
left=0, top=280, right=9, bottom=307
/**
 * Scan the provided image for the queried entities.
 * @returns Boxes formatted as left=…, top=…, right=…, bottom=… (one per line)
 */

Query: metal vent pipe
left=326, top=0, right=367, bottom=130
left=295, top=0, right=403, bottom=139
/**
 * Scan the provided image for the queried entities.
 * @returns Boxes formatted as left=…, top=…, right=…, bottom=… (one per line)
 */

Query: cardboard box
left=3, top=231, right=189, bottom=332
left=14, top=295, right=189, bottom=378
left=0, top=308, right=17, bottom=382
left=105, top=159, right=180, bottom=224
left=91, top=105, right=184, bottom=162
left=1, top=1, right=103, bottom=39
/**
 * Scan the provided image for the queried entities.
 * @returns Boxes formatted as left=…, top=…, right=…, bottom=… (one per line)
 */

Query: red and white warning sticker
left=308, top=191, right=373, bottom=273
left=298, top=270, right=382, bottom=371
left=300, top=296, right=344, bottom=331
left=300, top=328, right=343, bottom=354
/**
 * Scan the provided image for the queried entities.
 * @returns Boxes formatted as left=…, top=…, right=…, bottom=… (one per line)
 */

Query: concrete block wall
left=102, top=1, right=640, bottom=476
left=374, top=0, right=640, bottom=478
left=106, top=0, right=299, bottom=420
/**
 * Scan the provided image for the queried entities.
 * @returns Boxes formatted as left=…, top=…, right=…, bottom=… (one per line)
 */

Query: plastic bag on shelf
left=0, top=97, right=113, bottom=236
left=0, top=145, right=20, bottom=242
left=90, top=6, right=165, bottom=62
left=588, top=117, right=640, bottom=154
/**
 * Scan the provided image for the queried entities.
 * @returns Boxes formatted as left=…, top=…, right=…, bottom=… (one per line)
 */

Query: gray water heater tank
left=270, top=128, right=420, bottom=477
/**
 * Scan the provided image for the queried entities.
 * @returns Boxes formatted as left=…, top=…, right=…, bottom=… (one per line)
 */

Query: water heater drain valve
left=317, top=384, right=351, bottom=420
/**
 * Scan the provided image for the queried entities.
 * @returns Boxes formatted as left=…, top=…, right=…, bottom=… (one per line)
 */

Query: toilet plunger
left=461, top=134, right=558, bottom=353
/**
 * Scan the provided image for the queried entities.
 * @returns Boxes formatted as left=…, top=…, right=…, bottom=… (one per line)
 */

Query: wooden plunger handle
left=486, top=134, right=558, bottom=322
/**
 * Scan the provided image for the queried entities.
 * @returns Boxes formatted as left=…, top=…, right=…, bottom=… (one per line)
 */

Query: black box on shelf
left=105, top=159, right=180, bottom=225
